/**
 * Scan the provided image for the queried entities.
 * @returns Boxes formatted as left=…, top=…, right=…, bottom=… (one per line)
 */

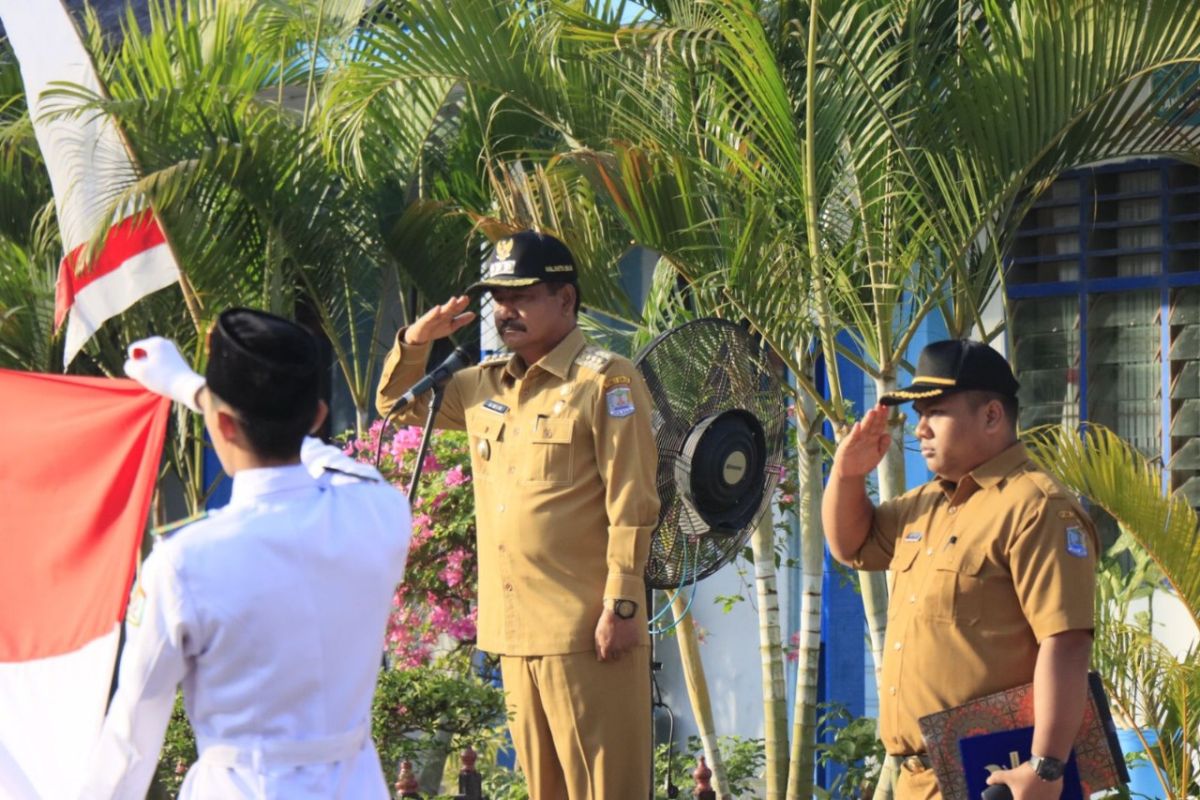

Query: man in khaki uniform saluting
left=822, top=340, right=1098, bottom=800
left=376, top=230, right=659, bottom=800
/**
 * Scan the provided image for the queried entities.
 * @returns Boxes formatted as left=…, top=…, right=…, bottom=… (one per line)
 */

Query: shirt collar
left=967, top=442, right=1029, bottom=489
left=502, top=326, right=587, bottom=382
left=228, top=463, right=317, bottom=507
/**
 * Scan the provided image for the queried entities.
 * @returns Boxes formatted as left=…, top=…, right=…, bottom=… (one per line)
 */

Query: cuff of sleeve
left=604, top=572, right=645, bottom=602
left=1030, top=612, right=1095, bottom=643
left=395, top=327, right=433, bottom=364
left=170, top=372, right=206, bottom=413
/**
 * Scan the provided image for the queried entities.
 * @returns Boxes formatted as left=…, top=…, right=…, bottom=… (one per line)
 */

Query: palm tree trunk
left=858, top=374, right=906, bottom=690
left=671, top=592, right=731, bottom=800
left=785, top=391, right=824, bottom=800
left=751, top=511, right=788, bottom=800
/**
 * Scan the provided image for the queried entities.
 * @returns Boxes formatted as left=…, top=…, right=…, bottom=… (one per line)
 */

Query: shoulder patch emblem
left=606, top=386, right=635, bottom=417
left=1058, top=509, right=1076, bottom=520
left=1065, top=527, right=1089, bottom=558
left=604, top=375, right=631, bottom=389
left=576, top=346, right=613, bottom=372
left=126, top=580, right=146, bottom=627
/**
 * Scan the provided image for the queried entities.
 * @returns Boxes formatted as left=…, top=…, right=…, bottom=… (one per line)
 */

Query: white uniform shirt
left=79, top=439, right=410, bottom=799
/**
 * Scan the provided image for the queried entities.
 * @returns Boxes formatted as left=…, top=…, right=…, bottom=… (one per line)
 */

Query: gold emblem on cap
left=495, top=238, right=514, bottom=260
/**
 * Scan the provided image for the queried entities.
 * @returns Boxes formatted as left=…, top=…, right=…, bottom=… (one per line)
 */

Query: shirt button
left=889, top=686, right=897, bottom=695
left=948, top=506, right=958, bottom=514
left=508, top=465, right=516, bottom=475
left=498, top=504, right=505, bottom=512
left=894, top=642, right=903, bottom=650
left=909, top=594, right=917, bottom=603
left=511, top=428, right=519, bottom=437
left=504, top=583, right=513, bottom=592
left=926, top=548, right=933, bottom=556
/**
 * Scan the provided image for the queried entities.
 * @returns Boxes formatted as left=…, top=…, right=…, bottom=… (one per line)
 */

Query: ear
left=213, top=407, right=243, bottom=445
left=984, top=399, right=1004, bottom=431
left=560, top=284, right=577, bottom=315
left=310, top=399, right=329, bottom=434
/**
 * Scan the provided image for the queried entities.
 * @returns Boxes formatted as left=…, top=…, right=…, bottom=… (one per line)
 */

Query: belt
left=197, top=725, right=368, bottom=769
left=885, top=753, right=932, bottom=774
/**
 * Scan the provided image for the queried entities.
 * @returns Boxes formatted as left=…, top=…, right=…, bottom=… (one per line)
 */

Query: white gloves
left=123, top=336, right=206, bottom=413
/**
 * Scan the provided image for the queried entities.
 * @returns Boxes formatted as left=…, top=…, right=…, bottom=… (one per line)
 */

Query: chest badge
left=606, top=386, right=635, bottom=418
left=904, top=531, right=923, bottom=543
left=126, top=581, right=146, bottom=627
left=477, top=439, right=491, bottom=461
left=1065, top=527, right=1088, bottom=557
left=483, top=398, right=509, bottom=415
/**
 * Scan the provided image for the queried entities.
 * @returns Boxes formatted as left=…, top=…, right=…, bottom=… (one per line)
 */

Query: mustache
left=497, top=320, right=526, bottom=333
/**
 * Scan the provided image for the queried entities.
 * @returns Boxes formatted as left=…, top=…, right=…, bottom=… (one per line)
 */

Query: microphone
left=389, top=346, right=473, bottom=414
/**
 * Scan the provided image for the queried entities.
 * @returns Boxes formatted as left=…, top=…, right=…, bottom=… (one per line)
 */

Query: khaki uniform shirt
left=851, top=443, right=1098, bottom=756
left=376, top=327, right=660, bottom=656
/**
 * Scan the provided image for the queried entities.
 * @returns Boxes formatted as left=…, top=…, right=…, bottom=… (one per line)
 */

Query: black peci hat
left=879, top=339, right=1020, bottom=406
left=205, top=308, right=319, bottom=419
left=467, top=230, right=578, bottom=292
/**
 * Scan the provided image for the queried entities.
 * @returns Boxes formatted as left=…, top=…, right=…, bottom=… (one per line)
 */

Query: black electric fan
left=636, top=317, right=789, bottom=590
left=635, top=318, right=789, bottom=799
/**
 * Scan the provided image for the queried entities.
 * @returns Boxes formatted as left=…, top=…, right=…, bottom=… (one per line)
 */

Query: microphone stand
left=406, top=384, right=445, bottom=504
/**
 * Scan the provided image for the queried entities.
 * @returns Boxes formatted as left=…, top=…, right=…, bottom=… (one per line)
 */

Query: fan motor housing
left=675, top=409, right=768, bottom=534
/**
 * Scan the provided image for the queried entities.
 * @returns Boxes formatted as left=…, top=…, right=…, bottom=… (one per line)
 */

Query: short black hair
left=964, top=390, right=1020, bottom=431
left=545, top=280, right=581, bottom=314
left=210, top=390, right=315, bottom=461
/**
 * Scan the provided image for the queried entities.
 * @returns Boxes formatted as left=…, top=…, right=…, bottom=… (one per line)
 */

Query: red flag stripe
left=54, top=211, right=167, bottom=330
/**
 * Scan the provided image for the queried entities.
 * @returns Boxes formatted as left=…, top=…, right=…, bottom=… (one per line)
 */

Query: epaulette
left=152, top=511, right=209, bottom=539
left=1022, top=468, right=1068, bottom=500
left=575, top=345, right=614, bottom=373
left=480, top=352, right=510, bottom=367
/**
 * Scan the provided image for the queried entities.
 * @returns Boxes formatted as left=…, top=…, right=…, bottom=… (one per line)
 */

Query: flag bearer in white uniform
left=78, top=308, right=411, bottom=799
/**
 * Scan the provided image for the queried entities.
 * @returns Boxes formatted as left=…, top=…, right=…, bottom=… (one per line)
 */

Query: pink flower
left=444, top=465, right=469, bottom=486
left=391, top=426, right=423, bottom=454
left=422, top=453, right=442, bottom=472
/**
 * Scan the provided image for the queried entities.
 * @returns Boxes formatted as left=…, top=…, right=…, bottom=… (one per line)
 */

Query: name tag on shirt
left=483, top=398, right=509, bottom=415
left=904, top=531, right=923, bottom=542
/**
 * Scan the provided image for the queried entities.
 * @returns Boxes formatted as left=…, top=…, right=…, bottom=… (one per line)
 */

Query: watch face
left=1031, top=756, right=1065, bottom=781
left=614, top=600, right=637, bottom=619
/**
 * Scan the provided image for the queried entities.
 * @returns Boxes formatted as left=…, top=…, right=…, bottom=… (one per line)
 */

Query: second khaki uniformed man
left=823, top=340, right=1098, bottom=800
left=376, top=230, right=659, bottom=800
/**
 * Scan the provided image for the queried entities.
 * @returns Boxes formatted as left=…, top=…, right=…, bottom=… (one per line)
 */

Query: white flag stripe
left=0, top=626, right=119, bottom=799
left=62, top=241, right=180, bottom=366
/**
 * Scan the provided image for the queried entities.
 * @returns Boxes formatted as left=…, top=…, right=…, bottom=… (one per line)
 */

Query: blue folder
left=958, top=726, right=1084, bottom=800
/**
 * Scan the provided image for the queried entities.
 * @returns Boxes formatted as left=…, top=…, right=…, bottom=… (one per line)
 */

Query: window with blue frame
left=1007, top=159, right=1200, bottom=530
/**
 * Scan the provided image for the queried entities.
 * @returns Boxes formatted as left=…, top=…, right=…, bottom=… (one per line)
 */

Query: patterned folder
left=918, top=673, right=1128, bottom=800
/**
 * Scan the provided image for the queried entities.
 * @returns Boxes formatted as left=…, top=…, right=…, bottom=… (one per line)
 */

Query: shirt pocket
left=466, top=408, right=505, bottom=481
left=887, top=542, right=921, bottom=619
left=928, top=547, right=985, bottom=625
left=523, top=416, right=575, bottom=486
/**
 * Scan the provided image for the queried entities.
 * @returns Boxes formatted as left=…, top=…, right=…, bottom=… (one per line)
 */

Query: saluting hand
left=831, top=404, right=894, bottom=479
left=403, top=295, right=476, bottom=346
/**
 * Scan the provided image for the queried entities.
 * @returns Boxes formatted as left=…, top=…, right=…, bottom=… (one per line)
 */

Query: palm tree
left=1025, top=424, right=1200, bottom=800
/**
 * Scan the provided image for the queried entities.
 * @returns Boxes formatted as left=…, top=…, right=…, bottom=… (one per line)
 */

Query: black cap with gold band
left=879, top=339, right=1020, bottom=406
left=467, top=230, right=578, bottom=293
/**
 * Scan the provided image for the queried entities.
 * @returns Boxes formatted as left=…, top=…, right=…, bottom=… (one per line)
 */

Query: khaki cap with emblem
left=879, top=338, right=1020, bottom=405
left=467, top=230, right=578, bottom=292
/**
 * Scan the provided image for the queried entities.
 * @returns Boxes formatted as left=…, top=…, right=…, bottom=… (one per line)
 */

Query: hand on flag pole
left=123, top=337, right=205, bottom=412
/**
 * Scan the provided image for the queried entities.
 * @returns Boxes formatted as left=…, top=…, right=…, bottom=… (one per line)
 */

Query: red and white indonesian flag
left=0, top=371, right=169, bottom=798
left=0, top=0, right=181, bottom=367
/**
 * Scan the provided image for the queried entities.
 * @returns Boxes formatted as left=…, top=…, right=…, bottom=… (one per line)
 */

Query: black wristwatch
left=1029, top=755, right=1066, bottom=782
left=610, top=599, right=638, bottom=620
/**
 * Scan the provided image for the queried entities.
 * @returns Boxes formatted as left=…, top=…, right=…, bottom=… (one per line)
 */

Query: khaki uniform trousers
left=499, top=646, right=650, bottom=800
